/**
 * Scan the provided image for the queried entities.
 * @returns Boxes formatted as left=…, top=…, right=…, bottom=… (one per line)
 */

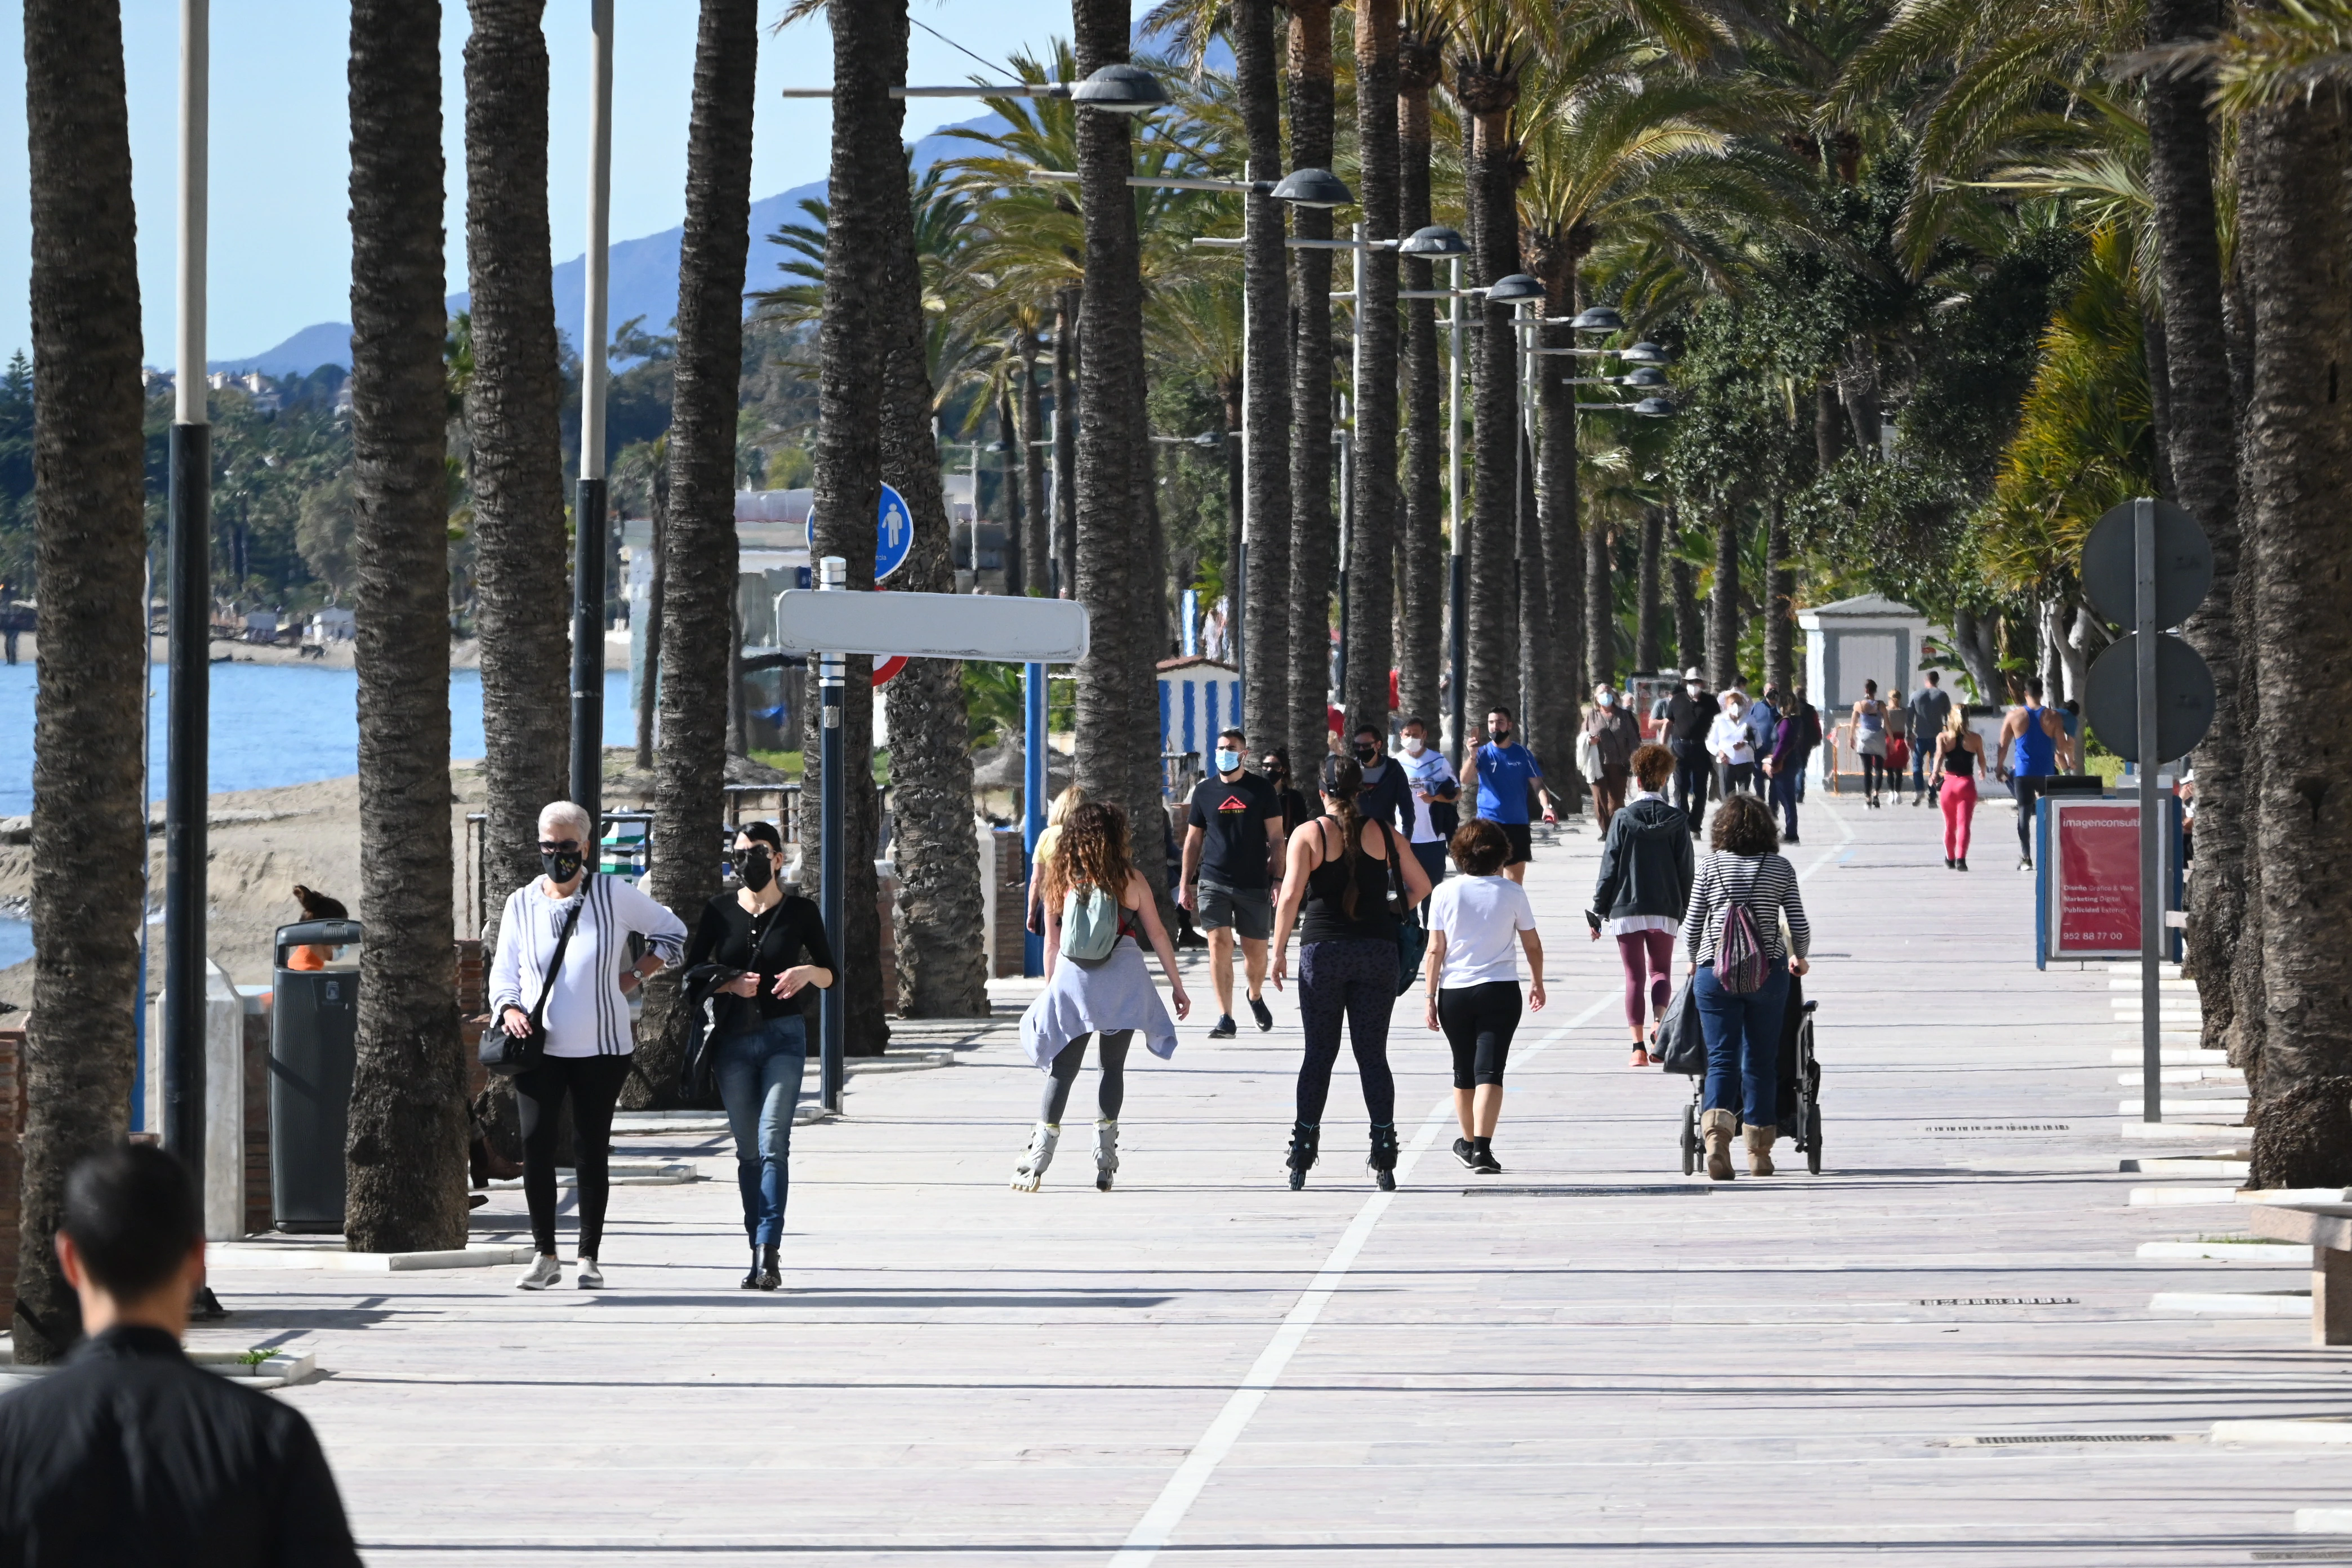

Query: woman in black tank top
left=1935, top=712, right=1987, bottom=870
left=1269, top=760, right=1433, bottom=1192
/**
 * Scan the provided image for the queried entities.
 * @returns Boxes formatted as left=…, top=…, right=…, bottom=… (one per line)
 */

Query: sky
left=0, top=1, right=1078, bottom=364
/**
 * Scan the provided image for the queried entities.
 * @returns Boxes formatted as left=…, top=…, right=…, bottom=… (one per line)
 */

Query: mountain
left=209, top=112, right=1008, bottom=378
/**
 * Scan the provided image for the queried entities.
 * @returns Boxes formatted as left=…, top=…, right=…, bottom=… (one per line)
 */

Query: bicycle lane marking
left=1104, top=992, right=1620, bottom=1567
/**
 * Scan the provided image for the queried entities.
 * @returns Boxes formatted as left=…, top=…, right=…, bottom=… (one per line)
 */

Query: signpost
left=779, top=572, right=1090, bottom=1107
left=2079, top=498, right=2216, bottom=1122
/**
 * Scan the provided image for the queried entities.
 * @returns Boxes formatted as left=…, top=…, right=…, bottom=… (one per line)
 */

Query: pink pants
left=1941, top=773, right=1977, bottom=859
left=1617, top=929, right=1675, bottom=1028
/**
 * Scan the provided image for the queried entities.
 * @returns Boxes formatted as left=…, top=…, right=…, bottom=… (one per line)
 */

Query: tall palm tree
left=1635, top=505, right=1664, bottom=670
left=1764, top=494, right=1794, bottom=694
left=14, top=0, right=145, bottom=1359
left=1288, top=0, right=1341, bottom=769
left=880, top=149, right=989, bottom=1018
left=464, top=0, right=569, bottom=917
left=1344, top=0, right=1404, bottom=740
left=345, top=0, right=469, bottom=1253
left=1395, top=3, right=1449, bottom=732
left=1706, top=498, right=1740, bottom=687
left=2235, top=81, right=2352, bottom=1130
left=1015, top=321, right=1052, bottom=594
left=647, top=0, right=765, bottom=1089
left=1071, top=0, right=1166, bottom=903
left=1238, top=0, right=1294, bottom=750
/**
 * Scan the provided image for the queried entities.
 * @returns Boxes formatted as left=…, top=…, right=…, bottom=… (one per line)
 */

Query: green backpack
left=1059, top=884, right=1122, bottom=962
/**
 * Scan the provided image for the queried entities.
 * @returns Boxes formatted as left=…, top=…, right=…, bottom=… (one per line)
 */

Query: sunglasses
left=538, top=840, right=580, bottom=853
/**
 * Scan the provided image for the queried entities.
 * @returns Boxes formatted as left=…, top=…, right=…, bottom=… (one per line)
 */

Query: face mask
left=1354, top=743, right=1379, bottom=764
left=1686, top=683, right=1701, bottom=695
left=541, top=846, right=584, bottom=884
left=737, top=849, right=774, bottom=893
left=1214, top=747, right=1240, bottom=774
left=1402, top=735, right=1426, bottom=755
left=1488, top=728, right=1509, bottom=745
left=1598, top=692, right=1616, bottom=707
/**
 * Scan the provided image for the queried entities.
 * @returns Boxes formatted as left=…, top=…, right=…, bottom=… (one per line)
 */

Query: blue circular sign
left=875, top=483, right=912, bottom=582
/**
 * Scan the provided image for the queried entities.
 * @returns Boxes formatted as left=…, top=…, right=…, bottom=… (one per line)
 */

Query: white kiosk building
left=1797, top=593, right=1936, bottom=790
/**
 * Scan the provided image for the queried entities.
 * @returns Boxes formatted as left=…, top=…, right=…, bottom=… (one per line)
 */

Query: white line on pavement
left=1797, top=792, right=1857, bottom=884
left=1106, top=993, right=1620, bottom=1567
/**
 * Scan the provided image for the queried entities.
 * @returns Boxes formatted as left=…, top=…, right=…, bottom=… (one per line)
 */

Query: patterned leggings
left=1295, top=938, right=1399, bottom=1126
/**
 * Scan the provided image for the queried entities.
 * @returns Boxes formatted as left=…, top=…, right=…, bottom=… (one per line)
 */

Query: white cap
left=1682, top=666, right=1703, bottom=681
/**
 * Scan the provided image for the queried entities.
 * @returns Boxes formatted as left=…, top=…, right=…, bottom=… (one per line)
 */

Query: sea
left=0, top=661, right=635, bottom=970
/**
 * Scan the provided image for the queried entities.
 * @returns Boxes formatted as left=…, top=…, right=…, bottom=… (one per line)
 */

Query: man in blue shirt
left=1909, top=670, right=1953, bottom=806
left=1464, top=705, right=1558, bottom=884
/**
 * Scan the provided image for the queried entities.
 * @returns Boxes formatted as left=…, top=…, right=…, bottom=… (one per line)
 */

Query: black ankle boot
left=739, top=1245, right=760, bottom=1290
left=758, top=1242, right=781, bottom=1291
left=1369, top=1124, right=1401, bottom=1191
left=1286, top=1122, right=1320, bottom=1190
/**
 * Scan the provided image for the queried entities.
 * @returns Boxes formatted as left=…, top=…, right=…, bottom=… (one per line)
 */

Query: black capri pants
left=1437, top=981, right=1522, bottom=1089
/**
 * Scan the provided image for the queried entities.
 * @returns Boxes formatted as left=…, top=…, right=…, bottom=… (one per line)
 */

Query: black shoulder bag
left=1383, top=823, right=1427, bottom=996
left=480, top=889, right=585, bottom=1079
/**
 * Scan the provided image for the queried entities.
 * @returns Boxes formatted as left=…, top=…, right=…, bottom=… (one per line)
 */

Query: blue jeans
left=715, top=1011, right=808, bottom=1246
left=1768, top=766, right=1800, bottom=840
left=1694, top=959, right=1790, bottom=1126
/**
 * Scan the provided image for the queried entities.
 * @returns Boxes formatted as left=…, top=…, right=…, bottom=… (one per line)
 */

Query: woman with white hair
left=489, top=800, right=689, bottom=1290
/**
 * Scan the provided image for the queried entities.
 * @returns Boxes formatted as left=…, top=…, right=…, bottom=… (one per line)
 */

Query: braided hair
left=1323, top=757, right=1369, bottom=919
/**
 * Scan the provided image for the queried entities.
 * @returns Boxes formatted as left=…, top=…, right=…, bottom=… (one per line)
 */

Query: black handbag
left=1383, top=824, right=1427, bottom=996
left=671, top=963, right=743, bottom=1104
left=480, top=889, right=585, bottom=1079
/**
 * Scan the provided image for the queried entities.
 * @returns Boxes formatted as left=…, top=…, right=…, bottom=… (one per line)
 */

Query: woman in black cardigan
left=1588, top=743, right=1694, bottom=1067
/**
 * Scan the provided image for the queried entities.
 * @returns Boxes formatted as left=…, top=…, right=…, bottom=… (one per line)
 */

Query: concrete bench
left=2247, top=1204, right=2352, bottom=1344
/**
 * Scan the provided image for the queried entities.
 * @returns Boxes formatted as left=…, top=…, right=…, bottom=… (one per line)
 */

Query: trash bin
left=269, top=918, right=362, bottom=1233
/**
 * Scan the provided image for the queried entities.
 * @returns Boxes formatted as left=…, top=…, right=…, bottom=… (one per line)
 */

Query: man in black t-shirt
left=1179, top=728, right=1285, bottom=1038
left=1661, top=666, right=1720, bottom=837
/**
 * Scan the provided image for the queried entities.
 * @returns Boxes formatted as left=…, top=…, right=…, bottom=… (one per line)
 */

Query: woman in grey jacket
left=1588, top=744, right=1694, bottom=1067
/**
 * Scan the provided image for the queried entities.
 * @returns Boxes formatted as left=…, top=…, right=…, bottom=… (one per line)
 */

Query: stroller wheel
left=1679, top=1102, right=1698, bottom=1177
left=1805, top=1102, right=1823, bottom=1175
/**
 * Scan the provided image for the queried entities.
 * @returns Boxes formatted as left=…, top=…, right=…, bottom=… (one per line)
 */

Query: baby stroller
left=1669, top=975, right=1822, bottom=1175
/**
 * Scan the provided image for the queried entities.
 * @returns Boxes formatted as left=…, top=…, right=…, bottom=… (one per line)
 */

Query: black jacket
left=1322, top=754, right=1414, bottom=836
left=1588, top=796, right=1695, bottom=925
left=0, top=1325, right=359, bottom=1567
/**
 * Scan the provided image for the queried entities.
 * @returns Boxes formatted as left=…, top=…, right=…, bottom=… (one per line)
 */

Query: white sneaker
left=515, top=1254, right=561, bottom=1291
left=1094, top=1119, right=1120, bottom=1192
left=1012, top=1122, right=1059, bottom=1191
left=576, top=1257, right=605, bottom=1289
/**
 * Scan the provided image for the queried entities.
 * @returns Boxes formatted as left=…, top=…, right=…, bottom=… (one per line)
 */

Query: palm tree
left=1344, top=0, right=1404, bottom=740
left=1287, top=0, right=1341, bottom=770
left=14, top=0, right=146, bottom=1360
left=463, top=0, right=570, bottom=917
left=344, top=0, right=469, bottom=1253
left=1014, top=322, right=1052, bottom=594
left=1395, top=3, right=1449, bottom=732
left=1238, top=0, right=1294, bottom=751
left=647, top=0, right=765, bottom=1088
left=1764, top=495, right=1794, bottom=694
left=1071, top=0, right=1168, bottom=904
left=880, top=150, right=989, bottom=1018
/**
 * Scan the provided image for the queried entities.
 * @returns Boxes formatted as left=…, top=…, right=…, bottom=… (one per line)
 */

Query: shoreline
left=1, top=630, right=635, bottom=673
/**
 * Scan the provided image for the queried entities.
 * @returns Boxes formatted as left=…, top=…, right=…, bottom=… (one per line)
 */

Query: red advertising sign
left=2051, top=803, right=2142, bottom=956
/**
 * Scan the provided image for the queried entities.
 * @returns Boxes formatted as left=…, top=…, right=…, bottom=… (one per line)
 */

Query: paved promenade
left=199, top=787, right=2351, bottom=1563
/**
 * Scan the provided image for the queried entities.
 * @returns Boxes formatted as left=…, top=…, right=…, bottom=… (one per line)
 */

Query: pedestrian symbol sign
left=876, top=483, right=912, bottom=582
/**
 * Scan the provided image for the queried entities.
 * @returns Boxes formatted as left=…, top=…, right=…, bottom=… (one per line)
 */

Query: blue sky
left=0, top=2, right=1079, bottom=364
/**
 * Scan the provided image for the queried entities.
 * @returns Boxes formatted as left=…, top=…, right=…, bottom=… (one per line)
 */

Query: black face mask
left=1353, top=744, right=1379, bottom=765
left=541, top=847, right=584, bottom=884
left=1488, top=728, right=1511, bottom=745
left=737, top=849, right=774, bottom=893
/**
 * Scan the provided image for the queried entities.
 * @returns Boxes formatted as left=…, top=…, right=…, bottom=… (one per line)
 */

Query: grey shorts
left=1197, top=880, right=1272, bottom=941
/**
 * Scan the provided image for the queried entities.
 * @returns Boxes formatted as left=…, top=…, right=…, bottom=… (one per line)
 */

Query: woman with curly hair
left=1013, top=800, right=1191, bottom=1192
left=1681, top=792, right=1811, bottom=1180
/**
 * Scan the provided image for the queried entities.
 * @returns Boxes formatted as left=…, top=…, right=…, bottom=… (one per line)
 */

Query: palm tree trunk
left=1395, top=37, right=1443, bottom=733
left=1527, top=237, right=1582, bottom=773
left=1018, top=331, right=1049, bottom=595
left=15, top=0, right=145, bottom=1359
left=1236, top=0, right=1292, bottom=750
left=2237, top=83, right=2352, bottom=1124
left=2146, top=0, right=2249, bottom=1067
left=646, top=0, right=763, bottom=1093
left=882, top=147, right=987, bottom=1019
left=1222, top=380, right=1245, bottom=637
left=1707, top=506, right=1740, bottom=689
left=1671, top=549, right=1700, bottom=674
left=464, top=0, right=569, bottom=912
left=1513, top=429, right=1551, bottom=761
left=1636, top=506, right=1663, bottom=672
left=345, top=0, right=468, bottom=1253
left=1463, top=101, right=1520, bottom=729
left=634, top=457, right=666, bottom=768
left=1765, top=495, right=1794, bottom=698
left=1342, top=0, right=1400, bottom=741
left=997, top=386, right=1024, bottom=596
left=1053, top=288, right=1081, bottom=597
left=1287, top=0, right=1338, bottom=772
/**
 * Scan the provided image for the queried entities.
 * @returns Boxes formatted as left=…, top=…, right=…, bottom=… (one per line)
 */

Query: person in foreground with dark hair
left=1421, top=818, right=1544, bottom=1174
left=0, top=1143, right=360, bottom=1566
left=1680, top=794, right=1811, bottom=1181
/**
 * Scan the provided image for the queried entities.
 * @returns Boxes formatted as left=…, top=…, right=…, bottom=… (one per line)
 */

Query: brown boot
left=1745, top=1124, right=1779, bottom=1177
left=1700, top=1108, right=1738, bottom=1181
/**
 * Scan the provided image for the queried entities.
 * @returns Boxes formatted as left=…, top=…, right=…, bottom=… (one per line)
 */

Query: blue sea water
left=0, top=661, right=634, bottom=968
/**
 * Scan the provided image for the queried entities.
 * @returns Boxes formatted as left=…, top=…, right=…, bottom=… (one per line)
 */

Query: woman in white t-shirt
left=1419, top=818, right=1545, bottom=1174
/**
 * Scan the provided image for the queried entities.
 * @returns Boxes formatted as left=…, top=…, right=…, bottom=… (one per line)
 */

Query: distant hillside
left=208, top=112, right=1006, bottom=379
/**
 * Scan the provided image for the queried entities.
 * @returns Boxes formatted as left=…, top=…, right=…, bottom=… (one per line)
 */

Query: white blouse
left=489, top=875, right=688, bottom=1058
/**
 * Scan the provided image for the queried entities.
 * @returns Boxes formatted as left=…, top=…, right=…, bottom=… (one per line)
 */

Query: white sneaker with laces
left=516, top=1254, right=561, bottom=1291
left=576, top=1256, right=605, bottom=1289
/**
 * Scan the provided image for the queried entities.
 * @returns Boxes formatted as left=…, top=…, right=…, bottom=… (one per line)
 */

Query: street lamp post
left=572, top=0, right=615, bottom=825
left=1397, top=224, right=1469, bottom=765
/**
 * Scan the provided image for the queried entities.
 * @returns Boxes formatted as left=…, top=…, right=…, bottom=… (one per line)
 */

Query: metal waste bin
left=269, top=919, right=362, bottom=1233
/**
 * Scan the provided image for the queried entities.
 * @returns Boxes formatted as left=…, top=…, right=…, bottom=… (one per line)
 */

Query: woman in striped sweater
left=1680, top=793, right=1810, bottom=1179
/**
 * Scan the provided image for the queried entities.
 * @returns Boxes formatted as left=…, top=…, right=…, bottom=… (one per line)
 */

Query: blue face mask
left=1215, top=747, right=1241, bottom=773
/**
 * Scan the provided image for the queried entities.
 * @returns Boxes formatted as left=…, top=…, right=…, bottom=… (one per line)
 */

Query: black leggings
left=1860, top=754, right=1888, bottom=793
left=1295, top=938, right=1399, bottom=1126
left=1042, top=1031, right=1131, bottom=1123
left=515, top=1054, right=632, bottom=1258
left=1438, top=982, right=1522, bottom=1088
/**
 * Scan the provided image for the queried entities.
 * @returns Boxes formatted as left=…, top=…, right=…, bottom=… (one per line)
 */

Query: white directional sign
left=774, top=590, right=1089, bottom=663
